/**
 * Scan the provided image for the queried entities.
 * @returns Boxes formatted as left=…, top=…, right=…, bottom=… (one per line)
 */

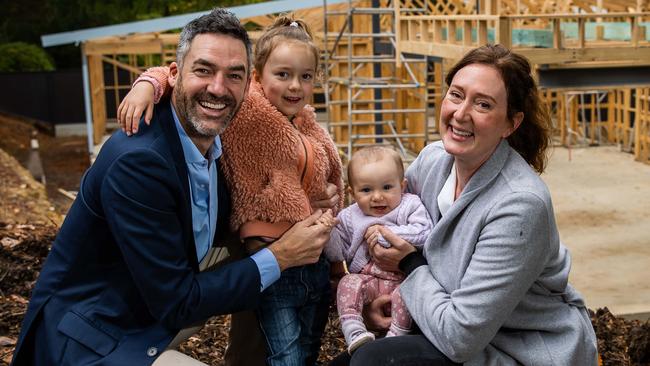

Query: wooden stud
left=463, top=20, right=473, bottom=46
left=447, top=19, right=457, bottom=44
left=478, top=20, right=488, bottom=45
left=578, top=18, right=585, bottom=48
left=553, top=19, right=563, bottom=49
left=497, top=16, right=512, bottom=48
left=596, top=25, right=605, bottom=41
left=88, top=55, right=106, bottom=145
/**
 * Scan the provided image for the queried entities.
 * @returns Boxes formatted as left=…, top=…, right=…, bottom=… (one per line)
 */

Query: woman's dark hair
left=445, top=44, right=552, bottom=173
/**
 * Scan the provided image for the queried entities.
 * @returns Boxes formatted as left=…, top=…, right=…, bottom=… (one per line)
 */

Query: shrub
left=0, top=42, right=55, bottom=72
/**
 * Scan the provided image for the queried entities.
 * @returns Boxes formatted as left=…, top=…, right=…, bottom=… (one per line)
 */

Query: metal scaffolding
left=323, top=0, right=429, bottom=164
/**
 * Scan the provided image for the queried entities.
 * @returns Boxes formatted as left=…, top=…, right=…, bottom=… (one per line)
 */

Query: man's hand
left=269, top=210, right=335, bottom=271
left=310, top=183, right=340, bottom=211
left=363, top=294, right=392, bottom=331
left=369, top=226, right=416, bottom=272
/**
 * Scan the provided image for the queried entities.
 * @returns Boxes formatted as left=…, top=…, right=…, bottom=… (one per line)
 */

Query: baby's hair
left=254, top=14, right=320, bottom=76
left=347, top=146, right=404, bottom=187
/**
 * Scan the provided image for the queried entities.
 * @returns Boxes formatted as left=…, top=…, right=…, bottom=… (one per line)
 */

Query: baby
left=324, top=146, right=433, bottom=354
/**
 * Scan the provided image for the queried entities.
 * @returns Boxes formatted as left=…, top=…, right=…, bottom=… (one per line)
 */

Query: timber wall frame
left=82, top=0, right=650, bottom=164
left=396, top=5, right=650, bottom=164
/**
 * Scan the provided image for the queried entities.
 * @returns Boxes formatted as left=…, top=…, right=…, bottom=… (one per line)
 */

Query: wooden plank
left=447, top=19, right=457, bottom=44
left=463, top=20, right=473, bottom=46
left=88, top=55, right=106, bottom=145
left=85, top=39, right=165, bottom=55
left=553, top=19, right=563, bottom=49
left=515, top=47, right=650, bottom=64
left=578, top=18, right=585, bottom=48
left=497, top=16, right=512, bottom=48
left=399, top=41, right=470, bottom=60
left=434, top=20, right=443, bottom=43
left=478, top=20, right=488, bottom=45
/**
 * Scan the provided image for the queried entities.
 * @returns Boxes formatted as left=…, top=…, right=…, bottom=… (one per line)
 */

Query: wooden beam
left=101, top=56, right=143, bottom=75
left=478, top=20, right=488, bottom=45
left=88, top=55, right=106, bottom=145
left=496, top=16, right=512, bottom=48
left=85, top=38, right=166, bottom=55
left=517, top=47, right=650, bottom=64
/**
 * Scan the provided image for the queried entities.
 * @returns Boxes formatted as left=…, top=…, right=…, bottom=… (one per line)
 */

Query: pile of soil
left=590, top=308, right=650, bottom=365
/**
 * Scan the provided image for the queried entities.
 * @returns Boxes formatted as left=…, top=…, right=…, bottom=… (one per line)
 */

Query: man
left=11, top=8, right=333, bottom=366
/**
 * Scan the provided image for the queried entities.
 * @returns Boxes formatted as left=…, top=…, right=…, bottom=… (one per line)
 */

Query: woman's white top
left=436, top=162, right=456, bottom=216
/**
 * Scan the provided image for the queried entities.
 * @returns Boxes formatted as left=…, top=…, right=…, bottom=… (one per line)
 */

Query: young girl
left=119, top=16, right=344, bottom=366
left=324, top=146, right=432, bottom=354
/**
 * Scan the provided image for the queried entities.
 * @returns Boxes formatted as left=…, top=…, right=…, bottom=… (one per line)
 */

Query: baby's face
left=349, top=158, right=405, bottom=217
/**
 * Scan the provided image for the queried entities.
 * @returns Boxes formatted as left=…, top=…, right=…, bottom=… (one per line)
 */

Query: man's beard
left=173, top=77, right=240, bottom=138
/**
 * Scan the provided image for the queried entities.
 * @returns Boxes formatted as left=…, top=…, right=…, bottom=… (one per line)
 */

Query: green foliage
left=0, top=0, right=266, bottom=68
left=0, top=42, right=55, bottom=72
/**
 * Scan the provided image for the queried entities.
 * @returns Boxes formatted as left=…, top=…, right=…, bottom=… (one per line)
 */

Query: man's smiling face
left=170, top=33, right=249, bottom=138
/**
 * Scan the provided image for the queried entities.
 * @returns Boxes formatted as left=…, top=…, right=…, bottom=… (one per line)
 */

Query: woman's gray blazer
left=401, top=140, right=598, bottom=365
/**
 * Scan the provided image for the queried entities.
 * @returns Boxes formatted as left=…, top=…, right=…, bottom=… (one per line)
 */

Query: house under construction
left=42, top=0, right=650, bottom=165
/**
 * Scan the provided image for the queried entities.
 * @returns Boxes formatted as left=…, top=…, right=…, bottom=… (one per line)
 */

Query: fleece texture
left=139, top=67, right=344, bottom=233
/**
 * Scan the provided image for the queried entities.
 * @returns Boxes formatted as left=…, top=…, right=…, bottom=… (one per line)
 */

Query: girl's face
left=258, top=42, right=316, bottom=119
left=439, top=63, right=522, bottom=170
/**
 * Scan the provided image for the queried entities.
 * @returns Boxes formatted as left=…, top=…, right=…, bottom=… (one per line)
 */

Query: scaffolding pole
left=323, top=0, right=428, bottom=163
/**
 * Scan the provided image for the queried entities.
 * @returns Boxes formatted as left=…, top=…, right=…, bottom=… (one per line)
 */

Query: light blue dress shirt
left=171, top=103, right=279, bottom=290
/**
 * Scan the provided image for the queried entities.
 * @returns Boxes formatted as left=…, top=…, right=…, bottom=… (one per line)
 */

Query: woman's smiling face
left=439, top=63, right=521, bottom=170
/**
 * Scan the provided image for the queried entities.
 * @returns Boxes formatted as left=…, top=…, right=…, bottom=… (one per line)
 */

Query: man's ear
left=168, top=62, right=179, bottom=88
left=503, top=112, right=524, bottom=138
left=400, top=178, right=408, bottom=193
left=252, top=68, right=260, bottom=83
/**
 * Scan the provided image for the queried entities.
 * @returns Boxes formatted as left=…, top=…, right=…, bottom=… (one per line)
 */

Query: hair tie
left=289, top=21, right=299, bottom=28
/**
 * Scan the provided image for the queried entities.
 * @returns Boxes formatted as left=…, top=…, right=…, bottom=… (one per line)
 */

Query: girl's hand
left=117, top=81, right=155, bottom=136
left=310, top=183, right=340, bottom=211
left=369, top=226, right=416, bottom=272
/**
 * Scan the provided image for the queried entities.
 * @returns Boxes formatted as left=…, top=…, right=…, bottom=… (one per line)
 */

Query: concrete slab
left=541, top=145, right=650, bottom=319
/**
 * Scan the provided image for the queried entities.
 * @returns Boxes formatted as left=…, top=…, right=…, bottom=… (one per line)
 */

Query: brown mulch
left=1, top=114, right=649, bottom=365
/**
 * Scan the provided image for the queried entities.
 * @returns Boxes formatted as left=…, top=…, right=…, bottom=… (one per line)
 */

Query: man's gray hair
left=176, top=8, right=252, bottom=69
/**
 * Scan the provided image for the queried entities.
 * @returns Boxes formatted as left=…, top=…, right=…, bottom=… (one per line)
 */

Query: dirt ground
left=1, top=113, right=649, bottom=364
left=542, top=145, right=650, bottom=318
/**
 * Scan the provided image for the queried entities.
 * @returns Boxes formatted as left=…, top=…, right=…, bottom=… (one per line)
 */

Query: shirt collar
left=170, top=101, right=222, bottom=164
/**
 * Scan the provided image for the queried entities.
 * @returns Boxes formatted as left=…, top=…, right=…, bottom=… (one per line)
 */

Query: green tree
left=0, top=42, right=55, bottom=72
left=0, top=0, right=265, bottom=68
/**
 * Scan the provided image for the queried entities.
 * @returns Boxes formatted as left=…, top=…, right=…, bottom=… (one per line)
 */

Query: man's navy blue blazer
left=12, top=100, right=262, bottom=365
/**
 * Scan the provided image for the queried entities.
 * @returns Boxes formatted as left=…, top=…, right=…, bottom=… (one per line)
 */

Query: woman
left=331, top=44, right=598, bottom=365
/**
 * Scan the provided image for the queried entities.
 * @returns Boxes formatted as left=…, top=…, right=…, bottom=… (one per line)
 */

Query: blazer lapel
left=427, top=140, right=512, bottom=249
left=157, top=99, right=200, bottom=271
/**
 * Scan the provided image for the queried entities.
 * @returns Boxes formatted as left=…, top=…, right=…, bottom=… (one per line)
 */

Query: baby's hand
left=315, top=209, right=337, bottom=229
left=364, top=224, right=383, bottom=248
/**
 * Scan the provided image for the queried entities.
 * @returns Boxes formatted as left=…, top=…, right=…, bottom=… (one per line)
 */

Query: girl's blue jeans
left=257, top=255, right=331, bottom=366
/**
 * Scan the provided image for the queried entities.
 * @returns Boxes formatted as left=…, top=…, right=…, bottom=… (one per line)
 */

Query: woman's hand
left=310, top=183, right=340, bottom=212
left=117, top=81, right=156, bottom=136
left=363, top=294, right=392, bottom=331
left=369, top=226, right=416, bottom=272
